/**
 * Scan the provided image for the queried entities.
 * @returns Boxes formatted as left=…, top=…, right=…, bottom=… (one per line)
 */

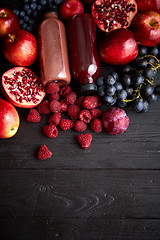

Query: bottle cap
left=79, top=83, right=97, bottom=95
left=43, top=5, right=58, bottom=14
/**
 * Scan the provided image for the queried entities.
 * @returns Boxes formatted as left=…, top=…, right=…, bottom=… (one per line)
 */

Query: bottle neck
left=43, top=12, right=58, bottom=19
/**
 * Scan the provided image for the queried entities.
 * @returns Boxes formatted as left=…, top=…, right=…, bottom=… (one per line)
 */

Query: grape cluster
left=13, top=0, right=64, bottom=32
left=96, top=45, right=160, bottom=113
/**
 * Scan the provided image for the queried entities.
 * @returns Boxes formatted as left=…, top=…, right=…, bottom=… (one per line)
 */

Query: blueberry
left=125, top=87, right=133, bottom=96
left=121, top=74, right=131, bottom=87
left=138, top=46, right=148, bottom=56
left=120, top=64, right=132, bottom=73
left=28, top=19, right=35, bottom=26
left=149, top=47, right=159, bottom=56
left=23, top=0, right=29, bottom=3
left=30, top=3, right=37, bottom=10
left=137, top=58, right=148, bottom=69
left=105, top=85, right=116, bottom=96
left=155, top=84, right=160, bottom=95
left=143, top=66, right=156, bottom=79
left=116, top=89, right=127, bottom=100
left=104, top=73, right=116, bottom=86
left=147, top=93, right=158, bottom=103
left=13, top=9, right=20, bottom=16
left=141, top=84, right=154, bottom=97
left=98, top=85, right=105, bottom=97
left=103, top=96, right=116, bottom=106
left=19, top=10, right=25, bottom=18
left=22, top=22, right=28, bottom=29
left=26, top=9, right=32, bottom=16
left=143, top=100, right=149, bottom=112
left=53, top=0, right=64, bottom=5
left=23, top=4, right=30, bottom=11
left=147, top=56, right=157, bottom=64
left=37, top=5, right=42, bottom=11
left=40, top=0, right=47, bottom=6
left=96, top=76, right=104, bottom=87
left=19, top=19, right=24, bottom=25
left=114, top=81, right=123, bottom=91
left=134, top=98, right=144, bottom=113
left=111, top=72, right=119, bottom=81
left=25, top=25, right=33, bottom=32
left=116, top=100, right=127, bottom=108
left=32, top=11, right=38, bottom=17
left=24, top=15, right=30, bottom=23
left=31, top=0, right=37, bottom=2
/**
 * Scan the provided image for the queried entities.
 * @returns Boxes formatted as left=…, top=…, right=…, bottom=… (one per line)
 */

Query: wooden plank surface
left=0, top=0, right=160, bottom=239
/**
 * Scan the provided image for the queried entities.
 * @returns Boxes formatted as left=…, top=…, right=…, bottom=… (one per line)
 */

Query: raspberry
left=37, top=145, right=52, bottom=160
left=60, top=119, right=74, bottom=131
left=102, top=107, right=129, bottom=135
left=74, top=120, right=87, bottom=132
left=77, top=133, right=92, bottom=149
left=75, top=96, right=85, bottom=108
left=65, top=91, right=77, bottom=105
left=48, top=92, right=60, bottom=101
left=94, top=95, right=102, bottom=107
left=26, top=108, right=41, bottom=123
left=43, top=124, right=58, bottom=138
left=37, top=100, right=51, bottom=115
left=45, top=82, right=60, bottom=94
left=49, top=100, right=61, bottom=113
left=59, top=85, right=71, bottom=97
left=83, top=96, right=98, bottom=109
left=90, top=118, right=102, bottom=132
left=79, top=109, right=92, bottom=124
left=59, top=99, right=68, bottom=112
left=90, top=108, right=102, bottom=119
left=49, top=112, right=61, bottom=126
left=67, top=104, right=80, bottom=120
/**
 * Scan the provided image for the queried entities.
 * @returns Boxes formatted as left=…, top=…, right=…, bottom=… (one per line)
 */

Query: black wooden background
left=0, top=0, right=160, bottom=239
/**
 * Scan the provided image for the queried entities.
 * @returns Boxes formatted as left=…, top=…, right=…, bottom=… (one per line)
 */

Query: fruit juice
left=67, top=13, right=101, bottom=94
left=38, top=8, right=71, bottom=87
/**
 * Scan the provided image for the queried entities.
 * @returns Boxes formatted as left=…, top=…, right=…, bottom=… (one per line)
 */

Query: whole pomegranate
left=1, top=67, right=46, bottom=108
left=99, top=28, right=138, bottom=65
left=91, top=0, right=137, bottom=32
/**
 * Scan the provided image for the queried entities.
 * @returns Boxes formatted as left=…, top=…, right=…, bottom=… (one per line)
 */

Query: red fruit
left=83, top=96, right=98, bottom=109
left=48, top=92, right=60, bottom=101
left=132, top=11, right=160, bottom=47
left=1, top=67, right=45, bottom=108
left=43, top=124, right=58, bottom=138
left=2, top=29, right=37, bottom=66
left=49, top=112, right=61, bottom=126
left=67, top=104, right=80, bottom=120
left=136, top=0, right=160, bottom=13
left=37, top=145, right=52, bottom=160
left=59, top=99, right=68, bottom=112
left=90, top=108, right=102, bottom=119
left=49, top=100, right=61, bottom=113
left=26, top=108, right=41, bottom=123
left=99, top=29, right=138, bottom=65
left=91, top=0, right=137, bottom=33
left=0, top=8, right=20, bottom=39
left=59, top=0, right=84, bottom=20
left=60, top=119, right=74, bottom=131
left=0, top=98, right=20, bottom=138
left=90, top=118, right=102, bottom=132
left=65, top=91, right=77, bottom=105
left=75, top=95, right=85, bottom=108
left=74, top=120, right=87, bottom=132
left=77, top=133, right=92, bottom=149
left=45, top=82, right=60, bottom=94
left=102, top=107, right=129, bottom=135
left=79, top=109, right=92, bottom=124
left=37, top=100, right=51, bottom=115
left=82, top=0, right=95, bottom=5
left=59, top=85, right=72, bottom=97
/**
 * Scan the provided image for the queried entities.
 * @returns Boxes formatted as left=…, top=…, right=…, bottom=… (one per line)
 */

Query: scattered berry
left=59, top=99, right=68, bottom=112
left=75, top=96, right=85, bottom=108
left=49, top=100, right=61, bottom=112
left=65, top=91, right=77, bottom=105
left=59, top=85, right=72, bottom=97
left=67, top=104, right=80, bottom=120
left=83, top=96, right=98, bottom=109
left=43, top=124, right=58, bottom=138
left=90, top=108, right=102, bottom=119
left=74, top=120, right=87, bottom=132
left=37, top=100, right=51, bottom=115
left=77, top=133, right=92, bottom=149
left=37, top=145, right=52, bottom=160
left=102, top=107, right=129, bottom=135
left=26, top=108, right=41, bottom=123
left=48, top=92, right=60, bottom=101
left=79, top=109, right=92, bottom=124
left=60, top=119, right=74, bottom=131
left=48, top=112, right=61, bottom=126
left=90, top=118, right=102, bottom=133
left=45, top=82, right=60, bottom=94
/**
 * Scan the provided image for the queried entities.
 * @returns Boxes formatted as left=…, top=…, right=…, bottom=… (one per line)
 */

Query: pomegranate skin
left=102, top=107, right=129, bottom=135
left=99, top=29, right=138, bottom=65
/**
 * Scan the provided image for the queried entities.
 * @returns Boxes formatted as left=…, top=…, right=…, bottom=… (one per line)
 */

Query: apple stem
left=8, top=33, right=16, bottom=43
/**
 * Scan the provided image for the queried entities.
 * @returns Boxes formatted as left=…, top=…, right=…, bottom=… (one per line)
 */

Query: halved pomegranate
left=91, top=0, right=138, bottom=32
left=1, top=67, right=46, bottom=108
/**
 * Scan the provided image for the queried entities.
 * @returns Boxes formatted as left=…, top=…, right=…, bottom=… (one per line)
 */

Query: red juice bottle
left=67, top=13, right=101, bottom=95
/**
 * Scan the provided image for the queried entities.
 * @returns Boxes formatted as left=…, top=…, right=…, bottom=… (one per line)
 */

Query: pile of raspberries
left=26, top=82, right=103, bottom=160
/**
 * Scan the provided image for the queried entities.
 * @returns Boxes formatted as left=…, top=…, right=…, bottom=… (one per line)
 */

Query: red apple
left=2, top=29, right=37, bottom=66
left=99, top=29, right=138, bottom=65
left=132, top=11, right=160, bottom=47
left=0, top=98, right=20, bottom=138
left=0, top=8, right=20, bottom=39
left=136, top=0, right=160, bottom=13
left=59, top=0, right=84, bottom=20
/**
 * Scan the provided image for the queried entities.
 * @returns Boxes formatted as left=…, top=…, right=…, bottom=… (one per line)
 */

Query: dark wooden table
left=1, top=0, right=160, bottom=239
